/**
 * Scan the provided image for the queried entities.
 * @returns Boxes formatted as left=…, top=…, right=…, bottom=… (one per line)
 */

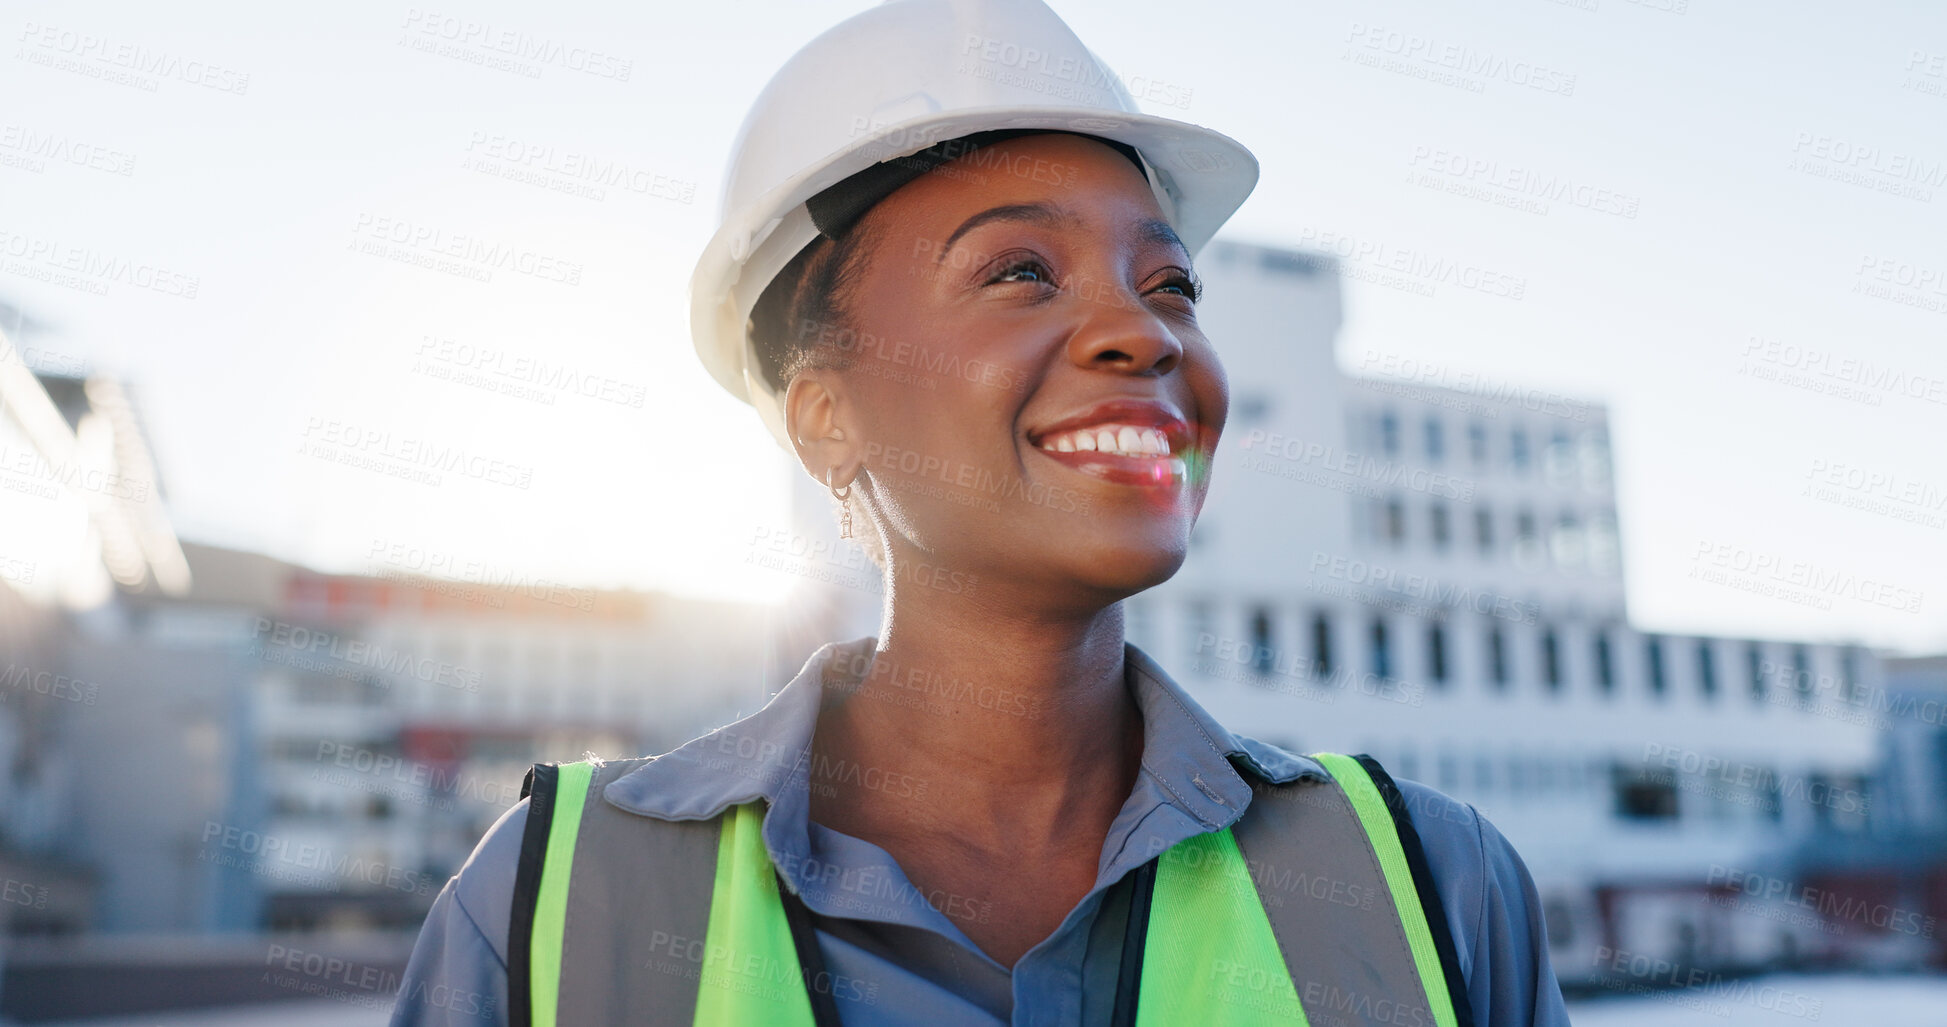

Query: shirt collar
left=602, top=636, right=1328, bottom=826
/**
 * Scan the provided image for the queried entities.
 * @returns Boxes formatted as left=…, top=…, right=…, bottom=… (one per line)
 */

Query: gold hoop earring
left=827, top=469, right=853, bottom=540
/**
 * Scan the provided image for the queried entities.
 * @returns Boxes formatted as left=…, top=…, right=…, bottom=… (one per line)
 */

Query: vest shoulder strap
left=509, top=762, right=820, bottom=1027
left=1286, top=752, right=1474, bottom=1027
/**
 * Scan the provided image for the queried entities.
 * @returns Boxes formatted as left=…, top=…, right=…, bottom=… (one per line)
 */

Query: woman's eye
left=1153, top=274, right=1202, bottom=302
left=990, top=258, right=1052, bottom=285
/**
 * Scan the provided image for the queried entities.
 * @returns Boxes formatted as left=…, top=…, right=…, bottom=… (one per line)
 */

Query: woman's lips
left=1031, top=445, right=1188, bottom=487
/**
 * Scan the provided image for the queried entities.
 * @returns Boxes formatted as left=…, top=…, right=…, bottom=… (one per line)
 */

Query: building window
left=1249, top=607, right=1274, bottom=674
left=1311, top=612, right=1333, bottom=679
left=1594, top=632, right=1614, bottom=695
left=1550, top=511, right=1582, bottom=567
left=1510, top=428, right=1531, bottom=473
left=1424, top=417, right=1445, bottom=464
left=1612, top=763, right=1679, bottom=821
left=1696, top=641, right=1717, bottom=700
left=1514, top=509, right=1539, bottom=565
left=1488, top=626, right=1508, bottom=689
left=1428, top=622, right=1449, bottom=686
left=1379, top=410, right=1400, bottom=456
left=1369, top=618, right=1392, bottom=682
left=1468, top=421, right=1489, bottom=467
left=1646, top=636, right=1666, bottom=698
left=1475, top=509, right=1494, bottom=554
left=1384, top=498, right=1406, bottom=546
left=1791, top=645, right=1813, bottom=705
left=1545, top=429, right=1574, bottom=481
left=1840, top=646, right=1860, bottom=703
left=1586, top=513, right=1620, bottom=575
left=1747, top=642, right=1765, bottom=702
left=1430, top=501, right=1451, bottom=551
left=1542, top=628, right=1562, bottom=692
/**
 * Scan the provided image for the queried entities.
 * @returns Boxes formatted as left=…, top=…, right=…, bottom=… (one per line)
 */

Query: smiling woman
left=391, top=1, right=1571, bottom=1025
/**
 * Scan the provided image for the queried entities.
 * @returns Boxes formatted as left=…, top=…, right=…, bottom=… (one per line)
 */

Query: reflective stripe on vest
left=511, top=752, right=1470, bottom=1027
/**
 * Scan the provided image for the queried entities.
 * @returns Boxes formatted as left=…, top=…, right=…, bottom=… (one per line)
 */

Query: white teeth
left=1037, top=423, right=1178, bottom=458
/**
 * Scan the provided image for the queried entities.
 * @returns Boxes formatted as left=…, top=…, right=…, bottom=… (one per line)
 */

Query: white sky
left=5, top=0, right=1943, bottom=654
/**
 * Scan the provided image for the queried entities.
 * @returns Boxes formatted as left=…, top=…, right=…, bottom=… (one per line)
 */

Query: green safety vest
left=507, top=752, right=1474, bottom=1027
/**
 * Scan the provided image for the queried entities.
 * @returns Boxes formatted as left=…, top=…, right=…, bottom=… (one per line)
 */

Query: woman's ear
left=785, top=371, right=860, bottom=488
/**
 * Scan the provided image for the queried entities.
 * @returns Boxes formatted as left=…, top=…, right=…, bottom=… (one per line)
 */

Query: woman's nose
left=1063, top=282, right=1184, bottom=376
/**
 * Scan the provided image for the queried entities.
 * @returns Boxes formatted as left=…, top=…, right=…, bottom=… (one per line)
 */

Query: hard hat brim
left=689, top=106, right=1260, bottom=449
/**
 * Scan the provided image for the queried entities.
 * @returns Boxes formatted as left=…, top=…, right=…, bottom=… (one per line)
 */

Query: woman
left=393, top=1, right=1571, bottom=1024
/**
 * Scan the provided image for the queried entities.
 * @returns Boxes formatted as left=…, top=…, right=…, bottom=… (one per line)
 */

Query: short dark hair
left=748, top=216, right=883, bottom=396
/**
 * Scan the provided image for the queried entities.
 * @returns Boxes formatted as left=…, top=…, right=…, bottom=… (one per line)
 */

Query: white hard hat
left=689, top=0, right=1261, bottom=450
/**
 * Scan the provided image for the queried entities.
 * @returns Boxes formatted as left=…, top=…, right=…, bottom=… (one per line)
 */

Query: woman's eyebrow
left=934, top=202, right=1079, bottom=263
left=1135, top=218, right=1191, bottom=261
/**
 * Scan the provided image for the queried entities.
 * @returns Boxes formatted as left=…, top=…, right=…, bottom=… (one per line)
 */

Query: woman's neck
left=809, top=585, right=1145, bottom=853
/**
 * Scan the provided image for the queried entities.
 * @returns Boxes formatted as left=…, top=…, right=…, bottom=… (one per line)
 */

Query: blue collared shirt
left=391, top=637, right=1571, bottom=1026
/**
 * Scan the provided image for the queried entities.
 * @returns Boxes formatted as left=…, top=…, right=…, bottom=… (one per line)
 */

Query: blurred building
left=0, top=318, right=782, bottom=1019
left=0, top=321, right=192, bottom=938
left=0, top=324, right=775, bottom=940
